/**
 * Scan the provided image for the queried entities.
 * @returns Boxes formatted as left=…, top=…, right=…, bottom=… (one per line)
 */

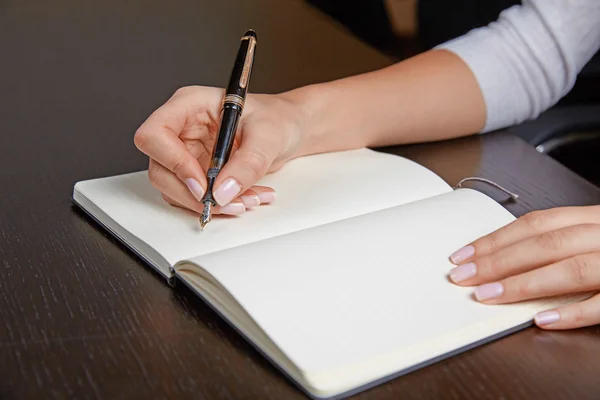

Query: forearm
left=286, top=0, right=600, bottom=156
left=286, top=49, right=486, bottom=155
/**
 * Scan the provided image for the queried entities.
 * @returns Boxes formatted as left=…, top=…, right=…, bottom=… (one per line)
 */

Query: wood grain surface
left=1, top=1, right=600, bottom=399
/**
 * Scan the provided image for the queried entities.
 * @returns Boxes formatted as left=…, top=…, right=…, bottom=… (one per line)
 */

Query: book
left=72, top=148, right=579, bottom=399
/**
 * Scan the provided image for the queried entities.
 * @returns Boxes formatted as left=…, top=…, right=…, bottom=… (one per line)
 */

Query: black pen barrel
left=202, top=30, right=257, bottom=210
left=210, top=106, right=241, bottom=169
left=210, top=29, right=256, bottom=170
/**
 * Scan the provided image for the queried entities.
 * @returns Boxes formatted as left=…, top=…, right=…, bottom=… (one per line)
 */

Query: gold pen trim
left=223, top=94, right=245, bottom=109
left=239, top=36, right=256, bottom=89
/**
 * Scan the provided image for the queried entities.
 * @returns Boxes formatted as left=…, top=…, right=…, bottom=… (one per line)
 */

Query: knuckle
left=174, top=86, right=194, bottom=97
left=522, top=210, right=551, bottom=232
left=241, top=150, right=269, bottom=180
left=573, top=223, right=600, bottom=237
left=479, top=233, right=499, bottom=254
left=536, top=230, right=566, bottom=251
left=171, top=157, right=186, bottom=177
left=147, top=163, right=162, bottom=185
left=474, top=256, right=495, bottom=277
left=514, top=279, right=533, bottom=298
left=507, top=274, right=536, bottom=300
left=567, top=255, right=594, bottom=286
left=161, top=193, right=174, bottom=205
left=571, top=304, right=586, bottom=325
left=515, top=285, right=529, bottom=299
left=133, top=128, right=149, bottom=151
left=515, top=280, right=539, bottom=300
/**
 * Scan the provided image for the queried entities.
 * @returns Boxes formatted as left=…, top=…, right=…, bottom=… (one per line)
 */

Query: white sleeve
left=436, top=0, right=600, bottom=133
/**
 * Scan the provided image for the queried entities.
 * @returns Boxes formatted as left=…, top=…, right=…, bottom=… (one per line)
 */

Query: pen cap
left=225, top=30, right=257, bottom=99
left=244, top=29, right=257, bottom=39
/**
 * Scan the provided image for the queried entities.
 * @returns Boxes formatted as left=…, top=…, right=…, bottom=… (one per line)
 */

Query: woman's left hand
left=448, top=205, right=600, bottom=330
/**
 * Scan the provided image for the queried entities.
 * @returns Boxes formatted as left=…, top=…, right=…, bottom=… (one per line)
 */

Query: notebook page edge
left=72, top=182, right=172, bottom=279
left=302, top=292, right=585, bottom=395
left=173, top=267, right=324, bottom=398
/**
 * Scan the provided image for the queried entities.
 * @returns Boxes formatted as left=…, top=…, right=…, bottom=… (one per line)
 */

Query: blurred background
left=2, top=0, right=597, bottom=187
left=306, top=0, right=600, bottom=187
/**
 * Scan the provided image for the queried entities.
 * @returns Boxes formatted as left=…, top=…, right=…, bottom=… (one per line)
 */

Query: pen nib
left=200, top=202, right=212, bottom=231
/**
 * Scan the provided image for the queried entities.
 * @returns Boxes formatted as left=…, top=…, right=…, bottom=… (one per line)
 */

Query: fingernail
left=450, top=245, right=475, bottom=264
left=534, top=311, right=560, bottom=326
left=449, top=262, right=477, bottom=283
left=185, top=178, right=204, bottom=202
left=474, top=282, right=504, bottom=301
left=257, top=191, right=276, bottom=204
left=241, top=194, right=260, bottom=208
left=213, top=178, right=242, bottom=206
left=219, top=202, right=246, bottom=215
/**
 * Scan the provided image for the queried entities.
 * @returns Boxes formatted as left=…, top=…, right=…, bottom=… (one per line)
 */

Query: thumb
left=212, top=129, right=282, bottom=206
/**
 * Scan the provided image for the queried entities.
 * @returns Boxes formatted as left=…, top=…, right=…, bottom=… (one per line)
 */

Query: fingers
left=470, top=252, right=600, bottom=304
left=162, top=192, right=246, bottom=214
left=136, top=86, right=284, bottom=213
left=239, top=189, right=261, bottom=208
left=148, top=160, right=245, bottom=215
left=162, top=193, right=184, bottom=208
left=534, top=292, right=600, bottom=330
left=134, top=89, right=211, bottom=189
left=150, top=160, right=275, bottom=215
left=239, top=186, right=277, bottom=208
left=211, top=120, right=284, bottom=206
left=248, top=186, right=277, bottom=204
left=449, top=206, right=600, bottom=264
left=449, top=224, right=600, bottom=285
left=446, top=206, right=600, bottom=330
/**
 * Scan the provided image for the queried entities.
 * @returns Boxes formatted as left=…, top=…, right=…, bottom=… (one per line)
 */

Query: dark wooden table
left=2, top=1, right=600, bottom=399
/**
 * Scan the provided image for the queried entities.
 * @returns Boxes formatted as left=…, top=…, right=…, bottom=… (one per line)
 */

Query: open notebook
left=72, top=149, right=578, bottom=399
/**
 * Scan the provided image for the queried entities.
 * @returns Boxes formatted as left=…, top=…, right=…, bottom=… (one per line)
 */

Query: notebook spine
left=168, top=266, right=177, bottom=287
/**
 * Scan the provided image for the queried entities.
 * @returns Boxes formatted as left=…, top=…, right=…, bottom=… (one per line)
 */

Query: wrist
left=279, top=83, right=328, bottom=158
left=280, top=77, right=376, bottom=157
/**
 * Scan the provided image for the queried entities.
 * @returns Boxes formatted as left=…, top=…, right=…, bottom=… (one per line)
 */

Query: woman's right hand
left=133, top=86, right=311, bottom=216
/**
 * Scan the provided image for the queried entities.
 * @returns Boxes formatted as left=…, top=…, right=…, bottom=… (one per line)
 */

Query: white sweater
left=437, top=0, right=600, bottom=132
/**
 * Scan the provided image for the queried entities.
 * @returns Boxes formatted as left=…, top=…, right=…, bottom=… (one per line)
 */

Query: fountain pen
left=199, top=29, right=257, bottom=230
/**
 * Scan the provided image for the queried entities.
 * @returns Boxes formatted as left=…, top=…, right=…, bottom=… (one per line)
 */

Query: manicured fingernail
left=257, top=191, right=276, bottom=204
left=450, top=245, right=475, bottom=264
left=474, top=282, right=504, bottom=301
left=241, top=194, right=260, bottom=208
left=185, top=178, right=204, bottom=202
left=534, top=311, right=560, bottom=326
left=449, top=262, right=477, bottom=283
left=219, top=202, right=246, bottom=215
left=213, top=178, right=242, bottom=206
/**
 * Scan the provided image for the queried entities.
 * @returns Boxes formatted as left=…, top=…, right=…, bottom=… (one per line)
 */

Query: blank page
left=187, top=189, right=580, bottom=397
left=73, top=149, right=451, bottom=268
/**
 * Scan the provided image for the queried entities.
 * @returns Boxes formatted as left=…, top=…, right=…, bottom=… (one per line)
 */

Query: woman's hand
left=448, top=205, right=600, bottom=330
left=134, top=86, right=310, bottom=215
